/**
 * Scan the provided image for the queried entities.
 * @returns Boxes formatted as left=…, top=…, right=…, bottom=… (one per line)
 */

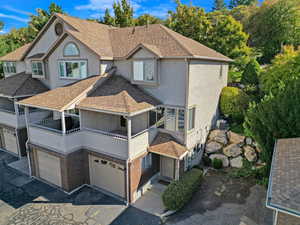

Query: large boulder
left=227, top=131, right=245, bottom=144
left=209, top=130, right=228, bottom=145
left=244, top=146, right=257, bottom=162
left=230, top=156, right=243, bottom=168
left=209, top=154, right=229, bottom=167
left=245, top=137, right=253, bottom=145
left=223, top=144, right=242, bottom=157
left=205, top=141, right=222, bottom=154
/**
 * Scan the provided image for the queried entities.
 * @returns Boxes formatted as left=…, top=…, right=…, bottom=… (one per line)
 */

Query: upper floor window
left=3, top=62, right=16, bottom=74
left=133, top=60, right=155, bottom=83
left=59, top=60, right=87, bottom=79
left=165, top=108, right=185, bottom=132
left=64, top=42, right=79, bottom=57
left=188, top=107, right=195, bottom=131
left=31, top=61, right=44, bottom=77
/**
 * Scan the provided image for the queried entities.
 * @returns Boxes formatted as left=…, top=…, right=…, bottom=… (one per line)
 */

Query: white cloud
left=0, top=13, right=29, bottom=23
left=136, top=3, right=173, bottom=18
left=2, top=5, right=32, bottom=16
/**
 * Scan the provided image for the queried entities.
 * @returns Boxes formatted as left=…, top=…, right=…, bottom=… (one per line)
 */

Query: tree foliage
left=241, top=58, right=260, bottom=85
left=229, top=0, right=257, bottom=8
left=166, top=1, right=252, bottom=69
left=213, top=0, right=226, bottom=11
left=247, top=0, right=300, bottom=63
left=244, top=79, right=300, bottom=164
left=134, top=14, right=162, bottom=26
left=113, top=0, right=134, bottom=27
left=259, top=46, right=300, bottom=95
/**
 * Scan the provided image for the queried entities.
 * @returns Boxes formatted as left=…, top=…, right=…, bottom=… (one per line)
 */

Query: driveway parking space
left=0, top=151, right=160, bottom=225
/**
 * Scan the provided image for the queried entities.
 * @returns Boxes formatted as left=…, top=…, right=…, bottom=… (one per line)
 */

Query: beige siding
left=46, top=36, right=100, bottom=89
left=186, top=60, right=228, bottom=149
left=115, top=59, right=187, bottom=106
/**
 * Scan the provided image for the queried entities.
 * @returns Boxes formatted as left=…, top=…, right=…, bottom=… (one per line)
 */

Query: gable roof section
left=18, top=74, right=105, bottom=111
left=0, top=72, right=49, bottom=98
left=148, top=132, right=188, bottom=159
left=17, top=13, right=231, bottom=62
left=267, top=138, right=300, bottom=217
left=0, top=43, right=31, bottom=61
left=78, top=75, right=161, bottom=115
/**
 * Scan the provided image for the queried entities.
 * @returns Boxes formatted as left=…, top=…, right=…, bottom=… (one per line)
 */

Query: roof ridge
left=159, top=24, right=192, bottom=56
left=12, top=73, right=31, bottom=97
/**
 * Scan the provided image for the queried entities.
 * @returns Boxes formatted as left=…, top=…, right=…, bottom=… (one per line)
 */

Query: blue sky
left=0, top=0, right=235, bottom=33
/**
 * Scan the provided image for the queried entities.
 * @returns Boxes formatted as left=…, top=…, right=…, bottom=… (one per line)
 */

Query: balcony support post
left=61, top=111, right=66, bottom=135
left=13, top=99, right=19, bottom=116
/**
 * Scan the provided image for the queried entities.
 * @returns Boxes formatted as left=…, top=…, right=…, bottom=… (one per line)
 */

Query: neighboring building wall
left=46, top=35, right=101, bottom=89
left=186, top=60, right=228, bottom=149
left=114, top=57, right=187, bottom=106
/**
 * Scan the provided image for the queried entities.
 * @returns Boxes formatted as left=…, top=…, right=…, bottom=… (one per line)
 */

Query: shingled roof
left=0, top=72, right=48, bottom=98
left=78, top=75, right=161, bottom=115
left=19, top=75, right=105, bottom=111
left=148, top=132, right=188, bottom=159
left=16, top=13, right=231, bottom=62
left=267, top=138, right=300, bottom=217
left=0, top=43, right=31, bottom=61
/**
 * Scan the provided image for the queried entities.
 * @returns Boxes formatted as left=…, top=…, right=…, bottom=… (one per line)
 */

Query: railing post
left=61, top=111, right=66, bottom=135
left=127, top=117, right=132, bottom=158
left=24, top=107, right=30, bottom=137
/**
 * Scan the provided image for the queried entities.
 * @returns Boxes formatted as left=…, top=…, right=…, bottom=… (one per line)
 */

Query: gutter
left=266, top=140, right=300, bottom=218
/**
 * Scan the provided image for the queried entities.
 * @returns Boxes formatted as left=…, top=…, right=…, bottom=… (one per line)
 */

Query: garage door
left=37, top=150, right=62, bottom=187
left=89, top=154, right=125, bottom=198
left=3, top=128, right=18, bottom=155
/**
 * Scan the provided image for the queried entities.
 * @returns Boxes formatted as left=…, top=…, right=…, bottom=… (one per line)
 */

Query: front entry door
left=160, top=156, right=175, bottom=180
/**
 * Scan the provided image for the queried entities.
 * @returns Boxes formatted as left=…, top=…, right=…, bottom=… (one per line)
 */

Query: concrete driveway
left=0, top=151, right=161, bottom=225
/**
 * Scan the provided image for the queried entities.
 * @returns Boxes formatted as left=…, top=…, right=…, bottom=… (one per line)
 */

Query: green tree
left=113, top=0, right=134, bottom=27
left=229, top=0, right=257, bottom=8
left=134, top=14, right=162, bottom=26
left=213, top=0, right=226, bottom=11
left=244, top=78, right=300, bottom=165
left=102, top=9, right=115, bottom=26
left=29, top=2, right=64, bottom=33
left=259, top=46, right=300, bottom=95
left=247, top=0, right=300, bottom=63
left=241, top=58, right=260, bottom=85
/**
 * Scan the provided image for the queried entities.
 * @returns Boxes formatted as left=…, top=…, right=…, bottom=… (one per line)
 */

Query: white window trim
left=58, top=60, right=88, bottom=80
left=63, top=42, right=80, bottom=57
left=131, top=59, right=158, bottom=85
left=164, top=107, right=185, bottom=133
left=31, top=61, right=45, bottom=78
left=3, top=62, right=16, bottom=74
left=188, top=107, right=196, bottom=131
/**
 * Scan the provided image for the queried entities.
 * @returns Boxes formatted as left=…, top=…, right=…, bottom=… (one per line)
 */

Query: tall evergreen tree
left=229, top=0, right=257, bottom=8
left=102, top=9, right=115, bottom=26
left=213, top=0, right=226, bottom=11
left=113, top=0, right=134, bottom=27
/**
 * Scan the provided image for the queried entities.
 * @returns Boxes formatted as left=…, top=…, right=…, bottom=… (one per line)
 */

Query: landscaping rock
left=205, top=141, right=222, bottom=154
left=227, top=131, right=245, bottom=144
left=245, top=137, right=253, bottom=145
left=223, top=144, right=242, bottom=157
left=230, top=156, right=243, bottom=168
left=244, top=146, right=257, bottom=162
left=256, top=146, right=262, bottom=153
left=209, top=129, right=228, bottom=145
left=209, top=154, right=229, bottom=167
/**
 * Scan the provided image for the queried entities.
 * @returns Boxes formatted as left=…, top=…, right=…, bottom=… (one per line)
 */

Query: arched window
left=64, top=42, right=79, bottom=56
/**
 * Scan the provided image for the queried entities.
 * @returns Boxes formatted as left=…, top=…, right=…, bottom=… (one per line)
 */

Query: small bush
left=241, top=59, right=260, bottom=85
left=162, top=168, right=203, bottom=211
left=212, top=158, right=223, bottom=169
left=220, top=87, right=251, bottom=122
left=228, top=70, right=242, bottom=83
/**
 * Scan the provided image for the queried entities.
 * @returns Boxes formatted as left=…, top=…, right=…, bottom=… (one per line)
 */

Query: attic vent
left=55, top=22, right=63, bottom=36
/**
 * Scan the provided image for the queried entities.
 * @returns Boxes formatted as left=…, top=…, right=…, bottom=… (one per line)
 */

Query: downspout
left=126, top=116, right=132, bottom=205
left=184, top=58, right=190, bottom=147
left=24, top=107, right=32, bottom=177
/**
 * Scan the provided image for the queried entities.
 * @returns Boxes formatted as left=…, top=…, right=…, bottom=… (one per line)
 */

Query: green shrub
left=241, top=59, right=260, bottom=85
left=220, top=87, right=251, bottom=122
left=228, top=70, right=242, bottom=83
left=212, top=158, right=223, bottom=169
left=162, top=168, right=203, bottom=211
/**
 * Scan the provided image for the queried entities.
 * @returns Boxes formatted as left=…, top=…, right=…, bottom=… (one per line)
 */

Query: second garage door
left=2, top=128, right=18, bottom=155
left=37, top=150, right=62, bottom=187
left=89, top=154, right=125, bottom=198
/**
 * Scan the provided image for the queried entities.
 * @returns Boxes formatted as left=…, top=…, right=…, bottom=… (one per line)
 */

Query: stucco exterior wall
left=132, top=112, right=148, bottom=134
left=186, top=60, right=228, bottom=149
left=114, top=58, right=187, bottom=106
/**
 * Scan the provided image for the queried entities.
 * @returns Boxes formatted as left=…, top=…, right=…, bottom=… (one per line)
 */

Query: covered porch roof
left=267, top=138, right=300, bottom=220
left=148, top=132, right=188, bottom=160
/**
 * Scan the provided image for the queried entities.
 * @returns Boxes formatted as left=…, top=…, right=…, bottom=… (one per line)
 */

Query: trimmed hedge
left=162, top=168, right=203, bottom=211
left=220, top=87, right=250, bottom=122
left=241, top=59, right=260, bottom=85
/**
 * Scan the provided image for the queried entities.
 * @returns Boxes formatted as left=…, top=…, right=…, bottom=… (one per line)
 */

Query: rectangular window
left=3, top=62, right=16, bottom=74
left=142, top=154, right=152, bottom=172
left=188, top=108, right=195, bottom=130
left=133, top=60, right=155, bottom=82
left=31, top=61, right=44, bottom=77
left=59, top=60, right=87, bottom=79
left=177, top=109, right=185, bottom=132
left=165, top=108, right=176, bottom=131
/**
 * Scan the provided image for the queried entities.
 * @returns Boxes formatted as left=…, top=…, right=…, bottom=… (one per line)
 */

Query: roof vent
left=132, top=26, right=136, bottom=34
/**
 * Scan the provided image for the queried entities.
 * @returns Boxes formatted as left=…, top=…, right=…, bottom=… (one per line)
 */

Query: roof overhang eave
left=76, top=105, right=130, bottom=116
left=16, top=102, right=62, bottom=112
left=148, top=148, right=188, bottom=160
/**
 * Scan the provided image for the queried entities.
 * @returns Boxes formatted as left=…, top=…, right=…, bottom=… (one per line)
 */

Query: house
left=0, top=13, right=231, bottom=203
left=267, top=138, right=300, bottom=225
